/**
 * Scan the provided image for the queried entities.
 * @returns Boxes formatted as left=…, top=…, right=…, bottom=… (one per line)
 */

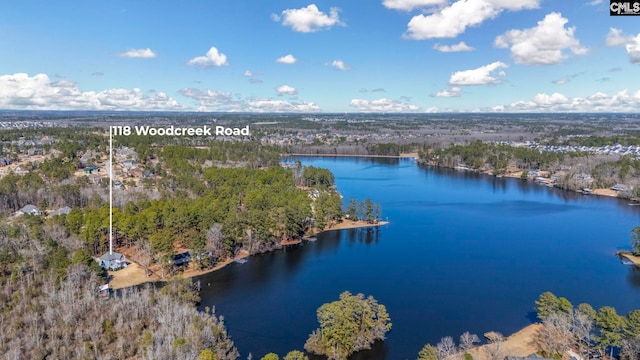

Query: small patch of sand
left=325, top=220, right=389, bottom=231
left=591, top=188, right=617, bottom=197
left=619, top=251, right=640, bottom=266
left=467, top=324, right=543, bottom=360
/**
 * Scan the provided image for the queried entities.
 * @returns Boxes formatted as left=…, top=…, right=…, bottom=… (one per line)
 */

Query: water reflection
left=627, top=266, right=640, bottom=289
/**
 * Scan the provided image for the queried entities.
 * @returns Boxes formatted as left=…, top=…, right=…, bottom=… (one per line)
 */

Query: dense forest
left=0, top=132, right=358, bottom=359
left=0, top=213, right=238, bottom=359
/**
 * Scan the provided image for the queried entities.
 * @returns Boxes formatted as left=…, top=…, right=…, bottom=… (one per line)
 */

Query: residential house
left=173, top=251, right=192, bottom=266
left=17, top=204, right=42, bottom=216
left=83, top=164, right=100, bottom=174
left=98, top=252, right=127, bottom=270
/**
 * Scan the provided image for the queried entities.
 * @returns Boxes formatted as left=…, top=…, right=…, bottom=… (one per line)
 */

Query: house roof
left=50, top=206, right=71, bottom=216
left=99, top=252, right=124, bottom=262
left=19, top=204, right=40, bottom=214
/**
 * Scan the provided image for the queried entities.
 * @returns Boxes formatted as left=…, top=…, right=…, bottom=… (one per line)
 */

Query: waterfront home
left=98, top=252, right=126, bottom=270
left=17, top=204, right=42, bottom=216
left=173, top=251, right=192, bottom=266
left=612, top=184, right=628, bottom=192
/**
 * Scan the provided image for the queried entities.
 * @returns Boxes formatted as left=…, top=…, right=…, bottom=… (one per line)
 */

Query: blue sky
left=1, top=0, right=639, bottom=112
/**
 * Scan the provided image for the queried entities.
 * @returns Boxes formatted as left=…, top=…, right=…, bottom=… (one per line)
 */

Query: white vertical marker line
left=109, top=126, right=113, bottom=255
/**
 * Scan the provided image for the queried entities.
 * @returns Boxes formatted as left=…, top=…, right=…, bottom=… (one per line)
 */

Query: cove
left=197, top=157, right=640, bottom=359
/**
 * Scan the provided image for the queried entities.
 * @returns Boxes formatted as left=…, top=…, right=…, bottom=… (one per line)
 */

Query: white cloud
left=276, top=4, right=343, bottom=33
left=179, top=88, right=234, bottom=108
left=117, top=48, right=158, bottom=58
left=404, top=0, right=540, bottom=40
left=276, top=85, right=297, bottom=95
left=485, top=0, right=540, bottom=10
left=433, top=41, right=475, bottom=52
left=187, top=47, right=228, bottom=68
left=502, top=89, right=640, bottom=112
left=349, top=98, right=419, bottom=112
left=449, top=61, right=508, bottom=86
left=246, top=99, right=320, bottom=112
left=433, top=87, right=462, bottom=97
left=243, top=70, right=253, bottom=77
left=627, top=34, right=640, bottom=64
left=553, top=78, right=568, bottom=85
left=606, top=27, right=635, bottom=47
left=588, top=0, right=603, bottom=5
left=382, top=0, right=447, bottom=11
left=494, top=12, right=587, bottom=65
left=180, top=87, right=319, bottom=112
left=331, top=59, right=350, bottom=70
left=0, top=73, right=181, bottom=110
left=532, top=92, right=569, bottom=106
left=276, top=54, right=297, bottom=64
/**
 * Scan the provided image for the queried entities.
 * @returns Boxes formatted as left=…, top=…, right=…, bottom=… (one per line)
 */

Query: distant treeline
left=419, top=140, right=571, bottom=174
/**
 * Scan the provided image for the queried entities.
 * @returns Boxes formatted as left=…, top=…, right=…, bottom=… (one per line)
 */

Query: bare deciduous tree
left=437, top=336, right=457, bottom=360
left=459, top=331, right=480, bottom=352
left=206, top=223, right=225, bottom=263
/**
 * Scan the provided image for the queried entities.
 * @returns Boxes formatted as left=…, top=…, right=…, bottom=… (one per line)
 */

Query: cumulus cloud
left=349, top=98, right=419, bottom=112
left=626, top=34, right=640, bottom=64
left=243, top=70, right=254, bottom=77
left=502, top=89, right=640, bottom=112
left=606, top=28, right=634, bottom=47
left=276, top=54, right=297, bottom=64
left=494, top=12, right=587, bottom=65
left=404, top=0, right=540, bottom=40
left=382, top=0, right=447, bottom=11
left=275, top=4, right=343, bottom=32
left=180, top=87, right=319, bottom=112
left=245, top=99, right=320, bottom=112
left=179, top=88, right=235, bottom=108
left=432, top=87, right=462, bottom=97
left=449, top=61, right=508, bottom=86
left=0, top=73, right=181, bottom=110
left=187, top=47, right=228, bottom=68
left=117, top=48, right=158, bottom=58
left=433, top=41, right=475, bottom=52
left=276, top=85, right=297, bottom=95
left=331, top=59, right=350, bottom=70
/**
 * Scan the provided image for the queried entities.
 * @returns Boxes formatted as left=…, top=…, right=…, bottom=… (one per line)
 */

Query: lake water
left=198, top=157, right=640, bottom=360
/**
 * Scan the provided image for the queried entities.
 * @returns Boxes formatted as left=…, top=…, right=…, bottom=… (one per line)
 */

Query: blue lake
left=198, top=157, right=640, bottom=359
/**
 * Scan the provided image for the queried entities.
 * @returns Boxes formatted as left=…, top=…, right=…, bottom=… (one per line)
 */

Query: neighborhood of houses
left=500, top=141, right=640, bottom=158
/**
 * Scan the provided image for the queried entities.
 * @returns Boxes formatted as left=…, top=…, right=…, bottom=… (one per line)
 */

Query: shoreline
left=284, top=153, right=418, bottom=159
left=618, top=251, right=640, bottom=266
left=467, top=323, right=543, bottom=360
left=108, top=219, right=389, bottom=290
left=421, top=161, right=627, bottom=201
